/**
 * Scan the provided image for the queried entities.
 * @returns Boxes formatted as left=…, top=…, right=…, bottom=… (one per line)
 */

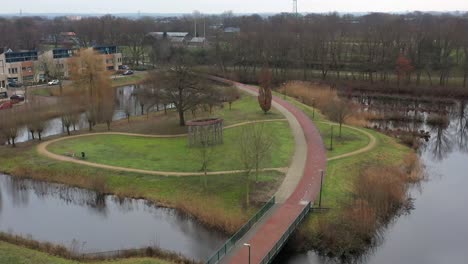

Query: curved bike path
left=210, top=77, right=328, bottom=264
left=36, top=119, right=288, bottom=177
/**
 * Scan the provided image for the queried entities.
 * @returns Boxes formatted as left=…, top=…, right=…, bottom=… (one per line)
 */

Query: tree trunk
left=245, top=173, right=250, bottom=208
left=179, top=110, right=185, bottom=126
left=255, top=163, right=259, bottom=183
left=88, top=121, right=93, bottom=131
left=30, top=130, right=35, bottom=140
left=140, top=104, right=144, bottom=115
left=66, top=126, right=71, bottom=136
left=463, top=72, right=467, bottom=88
left=11, top=138, right=16, bottom=147
left=38, top=132, right=42, bottom=141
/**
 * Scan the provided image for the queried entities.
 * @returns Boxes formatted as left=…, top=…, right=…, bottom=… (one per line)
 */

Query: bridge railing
left=259, top=202, right=312, bottom=264
left=205, top=196, right=276, bottom=264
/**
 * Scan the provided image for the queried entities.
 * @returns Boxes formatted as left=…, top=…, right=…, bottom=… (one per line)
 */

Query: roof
left=170, top=38, right=186, bottom=43
left=60, top=32, right=77, bottom=36
left=224, top=27, right=240, bottom=33
left=189, top=37, right=206, bottom=43
left=147, top=32, right=189, bottom=38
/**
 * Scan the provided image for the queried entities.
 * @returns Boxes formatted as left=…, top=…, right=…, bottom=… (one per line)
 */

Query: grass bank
left=0, top=241, right=171, bottom=264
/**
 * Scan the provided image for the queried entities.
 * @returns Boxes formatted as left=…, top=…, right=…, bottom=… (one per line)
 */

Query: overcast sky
left=2, top=0, right=468, bottom=14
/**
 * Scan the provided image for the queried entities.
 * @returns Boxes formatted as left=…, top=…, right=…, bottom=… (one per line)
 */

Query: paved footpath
left=210, top=77, right=327, bottom=264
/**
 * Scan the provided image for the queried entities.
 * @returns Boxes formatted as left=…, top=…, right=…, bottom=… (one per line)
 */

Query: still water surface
left=0, top=174, right=226, bottom=259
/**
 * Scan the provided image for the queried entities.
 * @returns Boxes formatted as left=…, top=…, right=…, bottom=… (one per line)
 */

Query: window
left=8, top=68, right=18, bottom=74
left=5, top=51, right=38, bottom=63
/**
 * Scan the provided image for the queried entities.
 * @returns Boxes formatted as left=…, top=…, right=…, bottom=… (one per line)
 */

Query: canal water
left=0, top=174, right=226, bottom=259
left=279, top=99, right=468, bottom=263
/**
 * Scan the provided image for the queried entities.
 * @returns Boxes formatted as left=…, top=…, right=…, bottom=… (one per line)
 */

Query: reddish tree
left=395, top=54, right=414, bottom=87
left=258, top=68, right=273, bottom=114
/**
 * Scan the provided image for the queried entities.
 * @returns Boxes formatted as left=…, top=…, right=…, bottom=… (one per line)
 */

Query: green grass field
left=0, top=241, right=169, bottom=264
left=47, top=121, right=293, bottom=172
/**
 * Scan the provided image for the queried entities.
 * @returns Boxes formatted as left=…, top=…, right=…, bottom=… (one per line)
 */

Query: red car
left=0, top=101, right=13, bottom=110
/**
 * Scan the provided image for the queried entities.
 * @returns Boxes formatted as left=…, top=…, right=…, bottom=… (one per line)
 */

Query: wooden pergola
left=187, top=118, right=224, bottom=147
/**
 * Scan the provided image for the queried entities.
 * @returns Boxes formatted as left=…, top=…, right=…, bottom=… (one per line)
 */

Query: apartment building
left=93, top=46, right=123, bottom=71
left=0, top=46, right=122, bottom=87
left=0, top=50, right=38, bottom=87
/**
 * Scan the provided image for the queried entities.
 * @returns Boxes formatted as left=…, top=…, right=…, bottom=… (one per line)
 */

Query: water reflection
left=0, top=174, right=226, bottom=259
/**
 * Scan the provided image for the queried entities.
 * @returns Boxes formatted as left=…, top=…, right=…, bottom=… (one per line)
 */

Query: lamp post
left=243, top=243, right=251, bottom=264
left=312, top=98, right=316, bottom=119
left=319, top=170, right=324, bottom=208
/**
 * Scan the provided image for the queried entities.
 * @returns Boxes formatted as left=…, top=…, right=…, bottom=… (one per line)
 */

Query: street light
left=319, top=170, right=324, bottom=208
left=243, top=243, right=251, bottom=264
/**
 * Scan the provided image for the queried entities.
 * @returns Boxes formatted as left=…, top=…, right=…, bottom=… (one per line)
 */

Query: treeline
left=2, top=12, right=468, bottom=88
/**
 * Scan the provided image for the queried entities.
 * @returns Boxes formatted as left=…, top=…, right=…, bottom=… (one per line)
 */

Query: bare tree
left=324, top=99, right=352, bottom=137
left=0, top=108, right=20, bottom=147
left=60, top=98, right=81, bottom=136
left=196, top=133, right=216, bottom=189
left=223, top=85, right=241, bottom=110
left=151, top=52, right=213, bottom=126
left=26, top=101, right=47, bottom=140
left=238, top=123, right=274, bottom=207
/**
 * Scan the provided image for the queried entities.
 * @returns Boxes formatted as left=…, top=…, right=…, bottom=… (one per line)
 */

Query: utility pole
left=293, top=0, right=298, bottom=15
left=194, top=17, right=197, bottom=37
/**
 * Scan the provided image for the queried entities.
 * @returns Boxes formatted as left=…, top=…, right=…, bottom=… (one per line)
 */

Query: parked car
left=48, top=79, right=60, bottom=86
left=10, top=94, right=25, bottom=103
left=8, top=82, right=22, bottom=88
left=0, top=101, right=13, bottom=110
left=122, top=70, right=134, bottom=75
left=118, top=65, right=130, bottom=70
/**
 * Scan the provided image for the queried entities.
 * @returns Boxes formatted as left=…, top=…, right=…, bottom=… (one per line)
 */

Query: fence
left=205, top=196, right=276, bottom=264
left=259, top=202, right=312, bottom=264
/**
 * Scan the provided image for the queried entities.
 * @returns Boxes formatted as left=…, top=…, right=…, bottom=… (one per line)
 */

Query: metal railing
left=259, top=202, right=312, bottom=264
left=205, top=196, right=276, bottom=264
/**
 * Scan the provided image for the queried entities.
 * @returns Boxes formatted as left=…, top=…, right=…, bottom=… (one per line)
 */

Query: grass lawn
left=317, top=122, right=370, bottom=159
left=47, top=121, right=293, bottom=172
left=213, top=92, right=283, bottom=126
left=111, top=73, right=147, bottom=87
left=0, top=241, right=170, bottom=264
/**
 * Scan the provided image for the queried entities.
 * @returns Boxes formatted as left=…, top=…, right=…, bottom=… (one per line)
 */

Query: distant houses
left=146, top=32, right=208, bottom=48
